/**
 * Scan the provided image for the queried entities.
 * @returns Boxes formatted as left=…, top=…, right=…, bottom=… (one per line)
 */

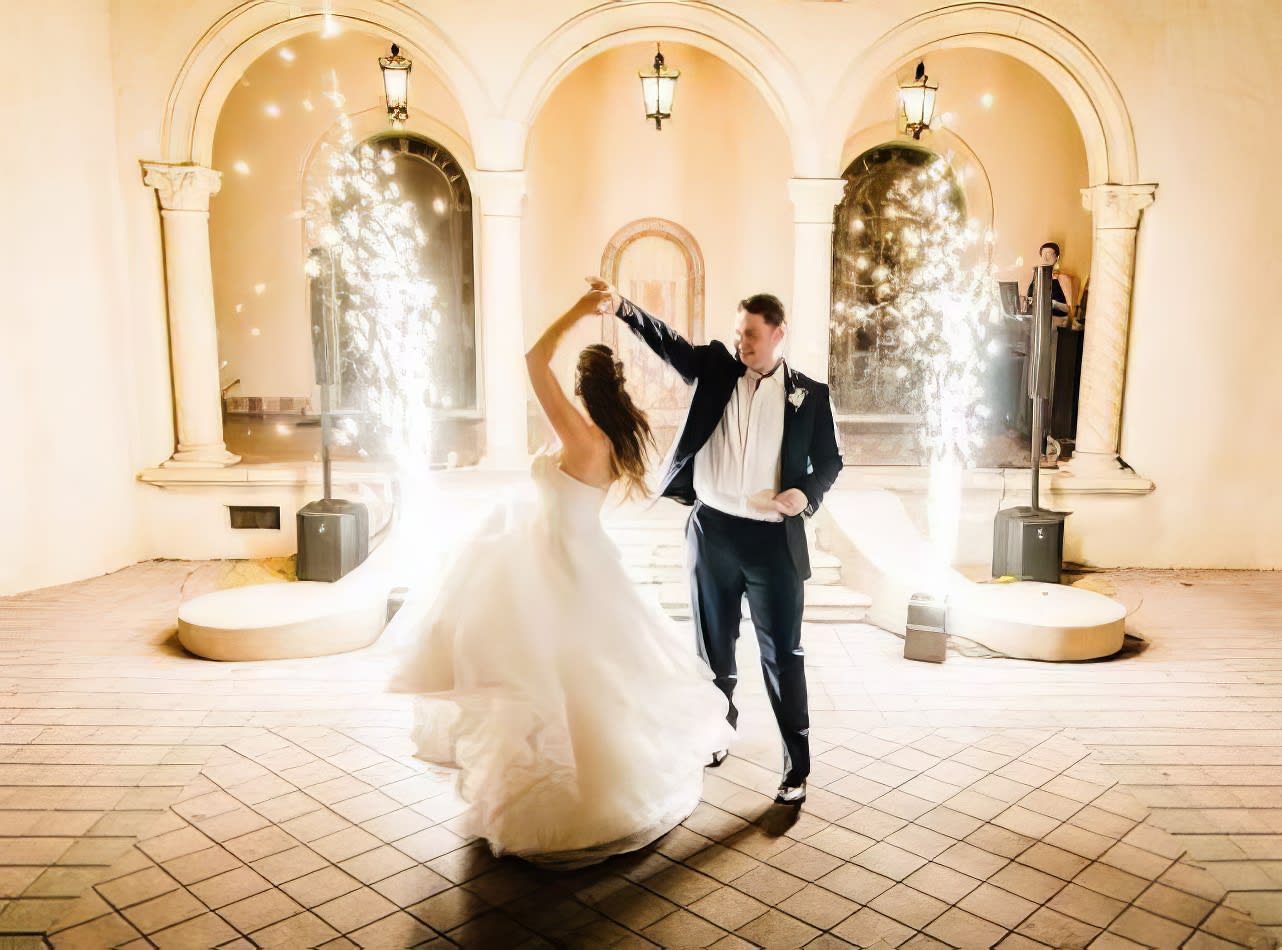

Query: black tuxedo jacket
left=616, top=298, right=844, bottom=580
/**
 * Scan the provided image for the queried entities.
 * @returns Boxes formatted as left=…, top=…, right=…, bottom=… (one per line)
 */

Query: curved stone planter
left=178, top=582, right=387, bottom=661
left=819, top=488, right=1126, bottom=662
left=946, top=580, right=1125, bottom=662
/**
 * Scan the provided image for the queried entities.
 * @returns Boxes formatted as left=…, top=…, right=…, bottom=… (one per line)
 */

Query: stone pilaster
left=1067, top=183, right=1157, bottom=475
left=787, top=178, right=848, bottom=382
left=473, top=170, right=529, bottom=466
left=142, top=162, right=239, bottom=467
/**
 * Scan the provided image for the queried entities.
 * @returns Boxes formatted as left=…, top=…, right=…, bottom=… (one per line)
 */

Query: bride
left=388, top=286, right=731, bottom=867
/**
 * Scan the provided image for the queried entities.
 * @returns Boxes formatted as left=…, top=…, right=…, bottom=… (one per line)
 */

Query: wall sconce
left=639, top=44, right=680, bottom=130
left=898, top=60, right=938, bottom=140
left=379, top=43, right=412, bottom=129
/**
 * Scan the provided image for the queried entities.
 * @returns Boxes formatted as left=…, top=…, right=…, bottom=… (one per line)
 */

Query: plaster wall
left=0, top=0, right=143, bottom=595
left=1054, top=1, right=1282, bottom=568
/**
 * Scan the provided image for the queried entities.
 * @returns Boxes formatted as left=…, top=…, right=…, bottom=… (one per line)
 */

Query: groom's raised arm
left=615, top=297, right=705, bottom=385
left=799, top=385, right=843, bottom=517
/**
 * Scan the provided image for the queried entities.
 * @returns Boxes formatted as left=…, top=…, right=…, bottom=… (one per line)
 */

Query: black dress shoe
left=774, top=781, right=806, bottom=806
left=708, top=749, right=729, bottom=768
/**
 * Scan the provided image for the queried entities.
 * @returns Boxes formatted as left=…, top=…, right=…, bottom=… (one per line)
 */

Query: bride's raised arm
left=524, top=289, right=612, bottom=451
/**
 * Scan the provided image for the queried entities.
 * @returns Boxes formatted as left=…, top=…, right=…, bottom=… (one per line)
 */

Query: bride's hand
left=586, top=276, right=621, bottom=314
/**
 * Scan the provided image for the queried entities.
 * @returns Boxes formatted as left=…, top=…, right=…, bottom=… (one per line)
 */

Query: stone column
left=1066, top=183, right=1157, bottom=475
left=142, top=163, right=239, bottom=467
left=472, top=170, right=529, bottom=466
left=787, top=178, right=848, bottom=382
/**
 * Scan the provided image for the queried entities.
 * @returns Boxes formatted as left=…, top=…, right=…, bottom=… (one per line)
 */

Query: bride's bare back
left=525, top=289, right=618, bottom=491
left=558, top=426, right=614, bottom=490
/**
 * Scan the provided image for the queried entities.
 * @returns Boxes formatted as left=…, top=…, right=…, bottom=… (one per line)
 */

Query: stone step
left=642, top=582, right=872, bottom=624
left=626, top=562, right=843, bottom=586
left=606, top=529, right=689, bottom=548
left=613, top=541, right=843, bottom=571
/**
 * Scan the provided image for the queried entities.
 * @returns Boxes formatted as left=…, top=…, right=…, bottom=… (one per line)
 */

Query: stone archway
left=819, top=4, right=1154, bottom=479
left=819, top=3, right=1137, bottom=185
left=507, top=1, right=815, bottom=173
left=162, top=0, right=489, bottom=168
left=150, top=3, right=521, bottom=467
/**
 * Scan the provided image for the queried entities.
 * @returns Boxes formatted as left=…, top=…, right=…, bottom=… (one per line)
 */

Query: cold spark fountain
left=844, top=156, right=996, bottom=566
left=827, top=156, right=1126, bottom=662
left=177, top=106, right=449, bottom=661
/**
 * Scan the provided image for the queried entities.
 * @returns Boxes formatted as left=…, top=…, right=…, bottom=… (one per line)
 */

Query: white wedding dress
left=388, top=452, right=731, bottom=867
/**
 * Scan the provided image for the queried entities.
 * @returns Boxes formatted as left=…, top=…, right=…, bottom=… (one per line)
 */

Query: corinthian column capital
left=1081, top=183, right=1157, bottom=230
left=141, top=162, right=222, bottom=212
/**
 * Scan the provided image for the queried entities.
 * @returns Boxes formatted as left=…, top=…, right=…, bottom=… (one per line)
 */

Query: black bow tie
left=742, top=359, right=784, bottom=381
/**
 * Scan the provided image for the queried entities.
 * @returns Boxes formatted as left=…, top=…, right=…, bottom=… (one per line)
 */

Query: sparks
left=835, top=156, right=999, bottom=561
left=304, top=113, right=440, bottom=518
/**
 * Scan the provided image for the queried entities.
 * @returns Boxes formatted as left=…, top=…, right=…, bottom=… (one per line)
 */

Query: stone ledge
left=138, top=462, right=392, bottom=489
left=836, top=465, right=1154, bottom=496
left=1046, top=468, right=1154, bottom=494
left=138, top=460, right=1156, bottom=497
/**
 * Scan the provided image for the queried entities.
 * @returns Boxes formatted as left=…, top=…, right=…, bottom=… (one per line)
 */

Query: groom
left=592, top=278, right=843, bottom=806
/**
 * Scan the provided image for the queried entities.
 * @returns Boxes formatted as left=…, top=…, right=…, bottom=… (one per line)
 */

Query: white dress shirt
left=693, top=361, right=786, bottom=522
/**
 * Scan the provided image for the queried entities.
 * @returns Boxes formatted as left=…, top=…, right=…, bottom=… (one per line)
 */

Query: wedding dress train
left=388, top=453, right=730, bottom=866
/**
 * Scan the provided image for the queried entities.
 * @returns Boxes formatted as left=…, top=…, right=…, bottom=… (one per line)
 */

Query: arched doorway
left=363, top=134, right=477, bottom=416
left=304, top=130, right=480, bottom=465
left=830, top=143, right=973, bottom=465
left=601, top=219, right=705, bottom=450
left=830, top=143, right=965, bottom=417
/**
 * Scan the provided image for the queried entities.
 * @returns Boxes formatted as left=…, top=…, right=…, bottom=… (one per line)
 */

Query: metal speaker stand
left=297, top=248, right=370, bottom=583
left=992, top=264, right=1069, bottom=584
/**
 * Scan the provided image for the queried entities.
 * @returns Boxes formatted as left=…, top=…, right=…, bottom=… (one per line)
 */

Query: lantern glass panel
left=920, top=87, right=937, bottom=126
left=656, top=75, right=677, bottom=115
left=640, top=75, right=662, bottom=116
left=383, top=68, right=409, bottom=110
left=899, top=86, right=923, bottom=126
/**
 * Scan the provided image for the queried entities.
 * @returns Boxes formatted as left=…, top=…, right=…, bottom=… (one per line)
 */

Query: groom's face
left=735, top=310, right=785, bottom=374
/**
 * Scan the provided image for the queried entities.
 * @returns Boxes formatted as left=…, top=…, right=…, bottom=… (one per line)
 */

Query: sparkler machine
left=296, top=249, right=369, bottom=582
left=992, top=264, right=1069, bottom=583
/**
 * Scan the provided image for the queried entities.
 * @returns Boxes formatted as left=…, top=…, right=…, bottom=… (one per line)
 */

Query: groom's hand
left=573, top=288, right=613, bottom=317
left=586, top=276, right=621, bottom=315
left=771, top=489, right=809, bottom=517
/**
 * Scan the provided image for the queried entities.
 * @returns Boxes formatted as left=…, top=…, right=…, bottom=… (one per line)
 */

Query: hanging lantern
left=898, top=60, right=938, bottom=140
left=639, top=44, right=680, bottom=130
left=379, top=43, right=412, bottom=129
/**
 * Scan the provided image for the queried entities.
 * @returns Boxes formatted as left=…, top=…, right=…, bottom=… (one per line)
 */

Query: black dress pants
left=687, top=503, right=809, bottom=785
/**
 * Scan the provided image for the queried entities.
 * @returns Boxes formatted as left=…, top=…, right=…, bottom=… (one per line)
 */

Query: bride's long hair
left=575, top=344, right=654, bottom=499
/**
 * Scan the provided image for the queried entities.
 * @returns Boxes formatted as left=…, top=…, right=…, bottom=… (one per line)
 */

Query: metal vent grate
left=228, top=506, right=281, bottom=530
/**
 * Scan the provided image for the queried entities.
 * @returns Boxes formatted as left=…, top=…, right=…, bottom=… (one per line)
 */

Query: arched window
left=830, top=143, right=966, bottom=419
left=600, top=219, right=705, bottom=449
left=361, top=134, right=477, bottom=413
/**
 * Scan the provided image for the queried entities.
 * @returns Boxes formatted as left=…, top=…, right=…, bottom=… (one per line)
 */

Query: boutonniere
left=788, top=387, right=807, bottom=410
